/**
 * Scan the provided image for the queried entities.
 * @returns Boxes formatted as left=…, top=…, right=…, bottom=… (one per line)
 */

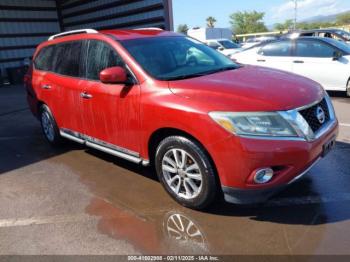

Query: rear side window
left=295, top=40, right=336, bottom=58
left=53, top=41, right=83, bottom=77
left=258, top=41, right=292, bottom=56
left=86, top=40, right=124, bottom=80
left=34, top=45, right=55, bottom=71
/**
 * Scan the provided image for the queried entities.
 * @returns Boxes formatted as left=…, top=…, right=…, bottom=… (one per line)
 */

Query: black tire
left=155, top=136, right=218, bottom=210
left=347, top=80, right=350, bottom=97
left=39, top=104, right=62, bottom=146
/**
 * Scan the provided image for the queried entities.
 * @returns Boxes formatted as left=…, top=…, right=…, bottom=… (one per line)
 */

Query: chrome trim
left=60, top=131, right=84, bottom=144
left=295, top=95, right=325, bottom=111
left=48, top=29, right=98, bottom=40
left=86, top=141, right=141, bottom=164
left=288, top=157, right=321, bottom=185
left=59, top=128, right=149, bottom=164
left=142, top=160, right=150, bottom=166
left=314, top=120, right=338, bottom=140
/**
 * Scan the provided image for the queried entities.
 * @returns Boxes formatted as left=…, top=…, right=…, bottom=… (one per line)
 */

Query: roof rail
left=134, top=27, right=163, bottom=31
left=48, top=29, right=98, bottom=40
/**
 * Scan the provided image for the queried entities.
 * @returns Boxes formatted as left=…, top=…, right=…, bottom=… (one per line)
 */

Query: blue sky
left=172, top=0, right=350, bottom=29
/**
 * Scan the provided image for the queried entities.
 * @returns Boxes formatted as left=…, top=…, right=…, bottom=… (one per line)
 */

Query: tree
left=176, top=24, right=189, bottom=35
left=230, top=11, right=268, bottom=34
left=336, top=12, right=350, bottom=26
left=274, top=19, right=294, bottom=31
left=206, top=16, right=217, bottom=28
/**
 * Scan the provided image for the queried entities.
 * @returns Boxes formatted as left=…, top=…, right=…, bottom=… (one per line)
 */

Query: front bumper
left=207, top=119, right=338, bottom=205
left=222, top=157, right=321, bottom=205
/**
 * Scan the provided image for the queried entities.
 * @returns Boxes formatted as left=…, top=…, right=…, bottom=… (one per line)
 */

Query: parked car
left=232, top=37, right=350, bottom=96
left=241, top=36, right=279, bottom=49
left=205, top=39, right=243, bottom=57
left=187, top=27, right=233, bottom=42
left=25, top=29, right=338, bottom=209
left=285, top=29, right=350, bottom=44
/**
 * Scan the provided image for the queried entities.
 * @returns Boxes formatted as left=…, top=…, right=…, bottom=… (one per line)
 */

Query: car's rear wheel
left=347, top=80, right=350, bottom=97
left=155, top=136, right=217, bottom=210
left=40, top=105, right=62, bottom=146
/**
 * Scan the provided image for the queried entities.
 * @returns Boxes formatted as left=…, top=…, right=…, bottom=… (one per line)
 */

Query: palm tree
left=177, top=24, right=189, bottom=35
left=206, top=16, right=217, bottom=28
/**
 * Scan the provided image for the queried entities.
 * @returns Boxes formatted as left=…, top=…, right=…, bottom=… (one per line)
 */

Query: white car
left=205, top=39, right=243, bottom=57
left=241, top=36, right=278, bottom=49
left=232, top=37, right=350, bottom=97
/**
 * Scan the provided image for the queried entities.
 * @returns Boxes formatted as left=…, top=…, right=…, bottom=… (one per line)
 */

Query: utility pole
left=293, top=0, right=298, bottom=30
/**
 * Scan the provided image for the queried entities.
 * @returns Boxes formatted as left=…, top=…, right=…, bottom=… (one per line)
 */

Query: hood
left=168, top=65, right=324, bottom=112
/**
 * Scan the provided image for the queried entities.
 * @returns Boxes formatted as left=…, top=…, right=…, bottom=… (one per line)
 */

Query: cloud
left=271, top=0, right=342, bottom=22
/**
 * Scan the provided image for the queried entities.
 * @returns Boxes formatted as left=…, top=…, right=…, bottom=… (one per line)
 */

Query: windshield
left=218, top=40, right=240, bottom=49
left=121, top=36, right=238, bottom=81
left=335, top=30, right=350, bottom=41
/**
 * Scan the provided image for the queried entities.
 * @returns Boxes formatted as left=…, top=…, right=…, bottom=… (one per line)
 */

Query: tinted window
left=86, top=40, right=124, bottom=80
left=295, top=40, right=335, bottom=57
left=34, top=45, right=55, bottom=71
left=53, top=41, right=82, bottom=77
left=258, top=41, right=292, bottom=56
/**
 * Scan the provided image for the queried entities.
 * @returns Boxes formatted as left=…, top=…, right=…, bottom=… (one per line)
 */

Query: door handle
left=257, top=59, right=266, bottom=62
left=293, top=60, right=304, bottom=63
left=80, top=92, right=93, bottom=99
left=41, top=84, right=51, bottom=89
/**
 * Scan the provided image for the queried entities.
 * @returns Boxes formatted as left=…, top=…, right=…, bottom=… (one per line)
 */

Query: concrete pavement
left=0, top=85, right=349, bottom=255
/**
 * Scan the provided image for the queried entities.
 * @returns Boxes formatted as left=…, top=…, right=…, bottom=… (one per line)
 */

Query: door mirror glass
left=333, top=50, right=343, bottom=61
left=218, top=47, right=225, bottom=51
left=99, top=66, right=127, bottom=84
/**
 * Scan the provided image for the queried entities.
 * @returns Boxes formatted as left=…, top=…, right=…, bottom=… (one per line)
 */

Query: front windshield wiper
left=161, top=65, right=239, bottom=81
left=200, top=65, right=239, bottom=75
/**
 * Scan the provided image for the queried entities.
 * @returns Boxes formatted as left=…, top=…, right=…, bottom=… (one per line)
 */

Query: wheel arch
left=147, top=127, right=222, bottom=188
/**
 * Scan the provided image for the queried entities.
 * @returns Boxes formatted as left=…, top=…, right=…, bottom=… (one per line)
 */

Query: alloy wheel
left=162, top=149, right=203, bottom=199
left=41, top=111, right=55, bottom=142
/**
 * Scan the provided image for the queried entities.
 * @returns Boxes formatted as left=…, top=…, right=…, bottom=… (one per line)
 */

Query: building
left=0, top=0, right=173, bottom=83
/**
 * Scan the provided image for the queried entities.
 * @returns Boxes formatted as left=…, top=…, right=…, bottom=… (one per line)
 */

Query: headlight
left=209, top=112, right=298, bottom=137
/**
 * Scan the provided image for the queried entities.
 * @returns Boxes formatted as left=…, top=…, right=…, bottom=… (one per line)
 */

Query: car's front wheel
left=155, top=136, right=218, bottom=210
left=40, top=105, right=62, bottom=146
left=347, top=80, right=350, bottom=97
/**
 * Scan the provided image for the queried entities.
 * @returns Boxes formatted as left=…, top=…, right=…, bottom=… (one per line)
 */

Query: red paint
left=26, top=29, right=338, bottom=193
left=100, top=66, right=128, bottom=84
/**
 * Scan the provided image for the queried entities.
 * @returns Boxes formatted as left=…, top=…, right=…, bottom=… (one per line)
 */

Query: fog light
left=254, top=168, right=274, bottom=184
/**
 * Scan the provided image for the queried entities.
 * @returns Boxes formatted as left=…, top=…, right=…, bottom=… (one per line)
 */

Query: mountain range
left=301, top=10, right=350, bottom=23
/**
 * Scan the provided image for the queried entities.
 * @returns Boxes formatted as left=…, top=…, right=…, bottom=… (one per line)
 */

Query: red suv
left=25, top=29, right=338, bottom=209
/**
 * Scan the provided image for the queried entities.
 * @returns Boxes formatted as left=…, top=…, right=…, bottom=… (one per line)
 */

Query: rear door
left=79, top=39, right=141, bottom=153
left=292, top=39, right=349, bottom=91
left=255, top=40, right=294, bottom=73
left=32, top=45, right=56, bottom=115
left=50, top=41, right=85, bottom=134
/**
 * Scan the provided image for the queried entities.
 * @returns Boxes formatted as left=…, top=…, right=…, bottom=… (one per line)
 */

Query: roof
left=100, top=29, right=180, bottom=40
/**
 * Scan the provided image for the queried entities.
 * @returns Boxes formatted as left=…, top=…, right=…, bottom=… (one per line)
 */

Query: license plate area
left=322, top=137, right=336, bottom=157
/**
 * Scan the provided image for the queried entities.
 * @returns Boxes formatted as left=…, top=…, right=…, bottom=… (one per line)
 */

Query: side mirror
left=333, top=51, right=343, bottom=61
left=100, top=66, right=128, bottom=84
left=218, top=47, right=225, bottom=51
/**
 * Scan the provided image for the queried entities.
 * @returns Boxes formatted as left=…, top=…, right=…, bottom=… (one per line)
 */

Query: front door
left=79, top=39, right=141, bottom=154
left=292, top=39, right=349, bottom=91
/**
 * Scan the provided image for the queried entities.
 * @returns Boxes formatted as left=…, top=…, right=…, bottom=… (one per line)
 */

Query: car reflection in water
left=86, top=197, right=209, bottom=254
left=163, top=212, right=208, bottom=253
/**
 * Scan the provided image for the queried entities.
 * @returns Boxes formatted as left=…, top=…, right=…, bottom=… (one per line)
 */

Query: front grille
left=299, top=98, right=330, bottom=133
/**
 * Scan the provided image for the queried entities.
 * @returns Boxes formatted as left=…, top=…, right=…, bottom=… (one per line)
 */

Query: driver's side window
left=86, top=40, right=124, bottom=80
